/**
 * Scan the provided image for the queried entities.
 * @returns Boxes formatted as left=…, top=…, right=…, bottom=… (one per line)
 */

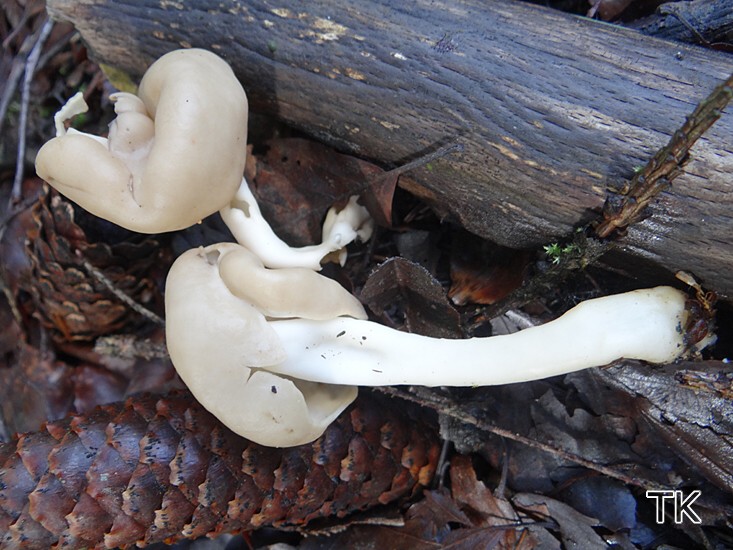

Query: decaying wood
left=632, top=0, right=733, bottom=47
left=45, top=0, right=733, bottom=296
left=0, top=391, right=439, bottom=549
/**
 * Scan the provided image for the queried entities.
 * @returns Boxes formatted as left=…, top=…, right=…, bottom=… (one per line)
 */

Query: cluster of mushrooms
left=35, top=49, right=713, bottom=447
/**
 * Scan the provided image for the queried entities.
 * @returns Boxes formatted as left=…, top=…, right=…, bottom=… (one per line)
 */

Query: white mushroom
left=166, top=240, right=713, bottom=446
left=34, top=48, right=715, bottom=451
left=37, top=47, right=373, bottom=269
left=35, top=48, right=248, bottom=233
left=164, top=243, right=364, bottom=447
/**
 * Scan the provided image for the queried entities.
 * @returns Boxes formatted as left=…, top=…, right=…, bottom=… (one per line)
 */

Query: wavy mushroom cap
left=164, top=244, right=359, bottom=447
left=216, top=243, right=367, bottom=320
left=36, top=48, right=248, bottom=233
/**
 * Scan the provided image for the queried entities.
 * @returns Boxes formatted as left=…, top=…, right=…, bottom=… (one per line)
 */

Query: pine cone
left=0, top=391, right=439, bottom=549
left=0, top=179, right=167, bottom=342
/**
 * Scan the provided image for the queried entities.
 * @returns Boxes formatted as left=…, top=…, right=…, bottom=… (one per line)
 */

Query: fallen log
left=47, top=0, right=733, bottom=295
left=632, top=0, right=733, bottom=47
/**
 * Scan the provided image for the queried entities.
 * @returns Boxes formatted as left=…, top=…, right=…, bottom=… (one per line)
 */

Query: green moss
left=99, top=63, right=138, bottom=94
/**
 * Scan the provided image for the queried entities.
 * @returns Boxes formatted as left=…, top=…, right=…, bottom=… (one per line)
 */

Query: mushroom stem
left=220, top=178, right=373, bottom=270
left=266, top=286, right=701, bottom=386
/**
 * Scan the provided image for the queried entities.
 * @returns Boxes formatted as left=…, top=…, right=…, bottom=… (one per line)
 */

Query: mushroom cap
left=36, top=48, right=248, bottom=233
left=165, top=244, right=358, bottom=447
left=216, top=243, right=367, bottom=320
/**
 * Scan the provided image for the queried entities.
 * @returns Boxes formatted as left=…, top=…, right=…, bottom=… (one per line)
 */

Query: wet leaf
left=449, top=230, right=529, bottom=306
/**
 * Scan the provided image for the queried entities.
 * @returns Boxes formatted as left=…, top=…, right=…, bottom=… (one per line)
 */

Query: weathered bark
left=47, top=0, right=733, bottom=295
left=632, top=0, right=733, bottom=46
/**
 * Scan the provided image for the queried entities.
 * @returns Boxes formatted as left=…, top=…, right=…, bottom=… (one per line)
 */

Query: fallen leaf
left=513, top=492, right=606, bottom=550
left=587, top=0, right=635, bottom=20
left=361, top=257, right=462, bottom=338
left=446, top=454, right=538, bottom=549
left=449, top=230, right=529, bottom=306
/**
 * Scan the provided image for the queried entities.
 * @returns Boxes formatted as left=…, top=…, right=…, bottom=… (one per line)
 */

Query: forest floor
left=1, top=1, right=732, bottom=549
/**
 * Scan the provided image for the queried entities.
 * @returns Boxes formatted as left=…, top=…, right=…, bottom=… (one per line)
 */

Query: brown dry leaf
left=298, top=454, right=539, bottom=549
left=0, top=340, right=73, bottom=435
left=449, top=230, right=529, bottom=306
left=587, top=0, right=635, bottom=20
left=0, top=330, right=180, bottom=436
left=361, top=257, right=462, bottom=338
left=247, top=138, right=395, bottom=246
left=513, top=492, right=606, bottom=550
left=443, top=454, right=538, bottom=549
left=358, top=169, right=400, bottom=228
left=449, top=455, right=517, bottom=524
left=70, top=365, right=127, bottom=413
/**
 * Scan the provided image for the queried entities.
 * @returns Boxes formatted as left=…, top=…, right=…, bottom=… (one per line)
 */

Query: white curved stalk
left=220, top=178, right=373, bottom=270
left=267, top=287, right=694, bottom=386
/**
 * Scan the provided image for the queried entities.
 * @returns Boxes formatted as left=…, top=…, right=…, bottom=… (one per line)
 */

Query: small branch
left=78, top=253, right=165, bottom=326
left=595, top=73, right=733, bottom=239
left=0, top=20, right=40, bottom=136
left=94, top=334, right=169, bottom=360
left=350, top=141, right=464, bottom=201
left=384, top=142, right=464, bottom=179
left=10, top=18, right=54, bottom=205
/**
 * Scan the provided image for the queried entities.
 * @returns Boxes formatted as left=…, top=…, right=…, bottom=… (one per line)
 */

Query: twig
left=482, top=72, right=733, bottom=319
left=595, top=72, right=733, bottom=239
left=0, top=59, right=26, bottom=137
left=11, top=17, right=54, bottom=205
left=375, top=385, right=671, bottom=491
left=344, top=141, right=463, bottom=203
left=94, top=334, right=169, bottom=360
left=382, top=142, right=464, bottom=180
left=78, top=254, right=165, bottom=326
left=36, top=29, right=78, bottom=76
